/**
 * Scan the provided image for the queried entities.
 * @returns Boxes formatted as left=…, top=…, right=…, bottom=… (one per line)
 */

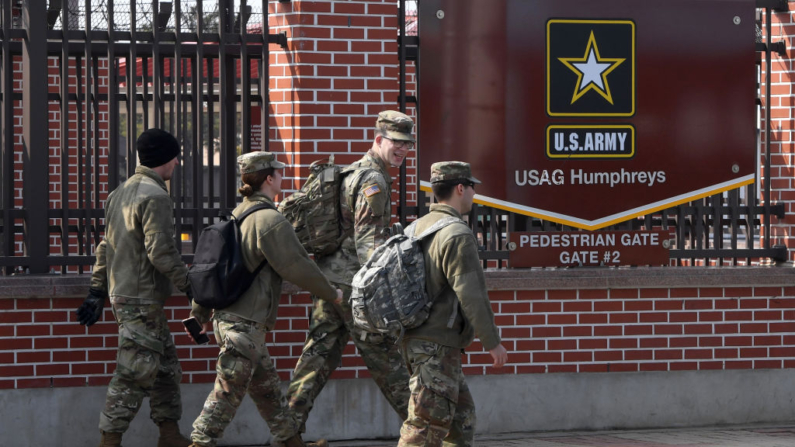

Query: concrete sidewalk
left=323, top=424, right=795, bottom=446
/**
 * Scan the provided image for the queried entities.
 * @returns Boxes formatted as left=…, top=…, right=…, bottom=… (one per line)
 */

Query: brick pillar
left=268, top=0, right=415, bottom=204
left=763, top=7, right=795, bottom=262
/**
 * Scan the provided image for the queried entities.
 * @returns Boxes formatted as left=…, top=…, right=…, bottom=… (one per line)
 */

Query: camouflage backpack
left=350, top=216, right=462, bottom=338
left=279, top=155, right=355, bottom=257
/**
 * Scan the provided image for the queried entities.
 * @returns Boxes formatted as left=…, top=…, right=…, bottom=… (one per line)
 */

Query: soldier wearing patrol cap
left=187, top=152, right=343, bottom=447
left=284, top=111, right=414, bottom=439
left=398, top=161, right=508, bottom=447
left=76, top=128, right=193, bottom=447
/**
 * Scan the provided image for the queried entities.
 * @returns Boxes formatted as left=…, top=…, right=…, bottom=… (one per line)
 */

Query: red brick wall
left=3, top=282, right=795, bottom=389
left=485, top=287, right=795, bottom=375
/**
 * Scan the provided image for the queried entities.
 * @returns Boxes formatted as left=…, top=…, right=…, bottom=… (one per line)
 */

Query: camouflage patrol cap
left=237, top=151, right=286, bottom=174
left=430, top=161, right=481, bottom=184
left=376, top=110, right=415, bottom=143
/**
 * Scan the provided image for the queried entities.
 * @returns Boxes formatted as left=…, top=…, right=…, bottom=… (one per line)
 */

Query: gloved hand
left=191, top=299, right=213, bottom=326
left=76, top=288, right=107, bottom=326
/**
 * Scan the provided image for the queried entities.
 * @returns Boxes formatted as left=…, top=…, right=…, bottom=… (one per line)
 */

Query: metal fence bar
left=711, top=193, right=722, bottom=264
left=22, top=1, right=48, bottom=273
left=75, top=52, right=86, bottom=268
left=763, top=7, right=773, bottom=251
left=260, top=0, right=268, bottom=152
left=59, top=4, right=70, bottom=274
left=92, top=14, right=102, bottom=264
left=727, top=190, right=753, bottom=266
left=192, top=0, right=204, bottom=245
left=207, top=33, right=216, bottom=214
left=83, top=0, right=95, bottom=275
left=171, top=0, right=184, bottom=255
left=0, top=0, right=11, bottom=273
left=241, top=0, right=251, bottom=155
left=126, top=0, right=137, bottom=180
left=108, top=0, right=119, bottom=192
left=219, top=0, right=236, bottom=211
left=398, top=0, right=408, bottom=226
left=153, top=0, right=163, bottom=130
left=142, top=54, right=150, bottom=131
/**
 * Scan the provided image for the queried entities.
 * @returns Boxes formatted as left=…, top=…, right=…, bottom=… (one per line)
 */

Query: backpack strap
left=406, top=216, right=466, bottom=329
left=232, top=202, right=277, bottom=276
left=414, top=216, right=463, bottom=240
left=337, top=163, right=378, bottom=243
left=233, top=202, right=275, bottom=222
left=342, top=165, right=374, bottom=212
left=341, top=155, right=386, bottom=208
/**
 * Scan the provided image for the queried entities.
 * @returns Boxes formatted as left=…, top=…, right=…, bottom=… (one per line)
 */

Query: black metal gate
left=0, top=0, right=286, bottom=274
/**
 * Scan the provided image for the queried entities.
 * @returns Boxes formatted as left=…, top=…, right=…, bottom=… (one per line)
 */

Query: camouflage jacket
left=90, top=166, right=189, bottom=303
left=316, top=150, right=392, bottom=285
left=193, top=193, right=338, bottom=328
left=404, top=204, right=501, bottom=350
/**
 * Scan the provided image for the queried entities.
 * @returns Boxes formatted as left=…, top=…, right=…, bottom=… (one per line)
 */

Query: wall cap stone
left=1, top=266, right=793, bottom=298
left=484, top=265, right=795, bottom=290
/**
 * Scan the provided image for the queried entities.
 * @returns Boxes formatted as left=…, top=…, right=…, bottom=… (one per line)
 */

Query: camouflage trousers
left=191, top=314, right=298, bottom=447
left=286, top=287, right=410, bottom=432
left=398, top=339, right=475, bottom=447
left=99, top=302, right=183, bottom=433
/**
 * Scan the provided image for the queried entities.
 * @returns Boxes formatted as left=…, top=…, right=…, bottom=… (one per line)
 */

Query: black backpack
left=188, top=203, right=274, bottom=309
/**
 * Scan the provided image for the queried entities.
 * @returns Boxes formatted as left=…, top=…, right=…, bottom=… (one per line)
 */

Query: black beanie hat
left=137, top=128, right=180, bottom=168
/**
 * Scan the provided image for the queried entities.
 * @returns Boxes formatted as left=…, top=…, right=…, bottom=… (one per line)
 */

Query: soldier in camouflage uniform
left=397, top=162, right=508, bottom=447
left=76, top=128, right=193, bottom=447
left=187, top=152, right=342, bottom=447
left=284, top=111, right=414, bottom=438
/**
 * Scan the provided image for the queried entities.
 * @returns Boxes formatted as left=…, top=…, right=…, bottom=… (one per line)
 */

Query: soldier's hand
left=76, top=288, right=107, bottom=326
left=489, top=344, right=508, bottom=368
left=334, top=288, right=344, bottom=305
left=183, top=317, right=211, bottom=344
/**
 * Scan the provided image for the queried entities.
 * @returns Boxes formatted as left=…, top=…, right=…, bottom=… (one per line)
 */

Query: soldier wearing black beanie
left=137, top=128, right=180, bottom=168
left=77, top=125, right=193, bottom=446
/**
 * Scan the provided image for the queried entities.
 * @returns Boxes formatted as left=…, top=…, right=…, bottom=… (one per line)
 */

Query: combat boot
left=273, top=435, right=329, bottom=447
left=156, top=420, right=191, bottom=447
left=280, top=435, right=306, bottom=447
left=98, top=430, right=122, bottom=447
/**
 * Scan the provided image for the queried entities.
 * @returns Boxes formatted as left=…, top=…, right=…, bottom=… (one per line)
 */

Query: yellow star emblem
left=558, top=31, right=625, bottom=105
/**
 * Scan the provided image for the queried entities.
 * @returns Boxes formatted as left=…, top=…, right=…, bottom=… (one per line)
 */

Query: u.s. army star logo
left=558, top=31, right=625, bottom=105
left=547, top=19, right=635, bottom=117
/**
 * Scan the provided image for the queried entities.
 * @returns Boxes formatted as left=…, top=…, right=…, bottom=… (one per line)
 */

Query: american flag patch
left=363, top=184, right=381, bottom=197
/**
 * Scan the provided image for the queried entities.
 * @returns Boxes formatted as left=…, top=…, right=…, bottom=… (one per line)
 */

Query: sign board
left=418, top=0, right=755, bottom=230
left=508, top=230, right=674, bottom=267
